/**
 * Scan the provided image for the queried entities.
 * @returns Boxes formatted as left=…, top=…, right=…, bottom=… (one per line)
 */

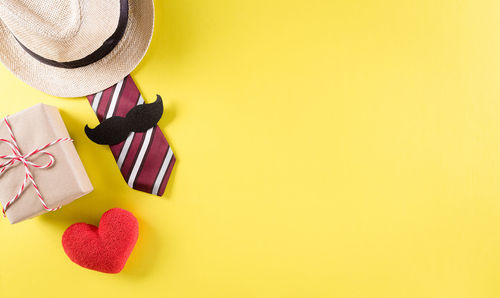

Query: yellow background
left=2, top=0, right=500, bottom=297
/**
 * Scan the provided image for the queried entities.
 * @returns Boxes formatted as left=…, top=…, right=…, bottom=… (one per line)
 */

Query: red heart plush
left=62, top=208, right=139, bottom=273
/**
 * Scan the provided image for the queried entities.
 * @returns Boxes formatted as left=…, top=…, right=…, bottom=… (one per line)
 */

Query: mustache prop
left=85, top=95, right=164, bottom=145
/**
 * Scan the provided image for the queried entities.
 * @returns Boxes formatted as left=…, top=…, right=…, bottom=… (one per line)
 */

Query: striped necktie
left=86, top=75, right=175, bottom=196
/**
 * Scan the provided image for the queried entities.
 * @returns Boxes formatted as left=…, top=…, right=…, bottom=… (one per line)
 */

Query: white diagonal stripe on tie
left=117, top=132, right=135, bottom=169
left=91, top=91, right=103, bottom=112
left=106, top=78, right=124, bottom=119
left=127, top=127, right=154, bottom=188
left=116, top=95, right=145, bottom=169
left=152, top=147, right=174, bottom=195
left=137, top=95, right=144, bottom=105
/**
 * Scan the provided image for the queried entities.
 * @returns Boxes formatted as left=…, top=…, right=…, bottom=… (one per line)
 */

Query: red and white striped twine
left=0, top=116, right=73, bottom=217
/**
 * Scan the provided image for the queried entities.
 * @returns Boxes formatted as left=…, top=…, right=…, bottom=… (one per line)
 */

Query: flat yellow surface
left=2, top=0, right=500, bottom=297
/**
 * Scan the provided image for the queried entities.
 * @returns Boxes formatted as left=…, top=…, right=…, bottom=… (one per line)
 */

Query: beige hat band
left=12, top=0, right=128, bottom=69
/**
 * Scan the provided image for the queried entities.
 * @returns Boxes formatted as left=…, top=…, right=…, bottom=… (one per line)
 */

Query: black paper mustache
left=85, top=95, right=164, bottom=145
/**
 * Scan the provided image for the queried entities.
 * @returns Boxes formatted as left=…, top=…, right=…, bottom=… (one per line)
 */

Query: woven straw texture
left=0, top=0, right=154, bottom=98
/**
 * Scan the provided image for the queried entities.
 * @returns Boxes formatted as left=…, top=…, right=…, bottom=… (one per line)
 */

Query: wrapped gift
left=0, top=104, right=93, bottom=224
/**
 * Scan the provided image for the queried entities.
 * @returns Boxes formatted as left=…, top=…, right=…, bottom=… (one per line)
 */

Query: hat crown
left=0, top=0, right=121, bottom=63
left=0, top=0, right=81, bottom=40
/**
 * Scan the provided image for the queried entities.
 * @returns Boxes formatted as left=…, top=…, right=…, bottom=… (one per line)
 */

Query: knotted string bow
left=0, top=117, right=72, bottom=216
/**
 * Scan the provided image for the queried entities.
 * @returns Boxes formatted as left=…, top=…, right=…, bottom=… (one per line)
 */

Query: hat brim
left=0, top=0, right=154, bottom=98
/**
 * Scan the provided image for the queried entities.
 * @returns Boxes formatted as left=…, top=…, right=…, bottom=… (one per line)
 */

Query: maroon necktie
left=86, top=75, right=175, bottom=196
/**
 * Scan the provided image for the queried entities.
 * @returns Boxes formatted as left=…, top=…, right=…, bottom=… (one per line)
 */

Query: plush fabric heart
left=62, top=208, right=139, bottom=273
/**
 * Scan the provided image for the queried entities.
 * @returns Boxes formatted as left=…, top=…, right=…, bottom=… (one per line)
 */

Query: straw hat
left=0, top=0, right=154, bottom=98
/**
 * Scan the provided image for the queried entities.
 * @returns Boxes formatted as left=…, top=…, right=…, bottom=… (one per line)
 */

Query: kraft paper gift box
left=0, top=104, right=93, bottom=224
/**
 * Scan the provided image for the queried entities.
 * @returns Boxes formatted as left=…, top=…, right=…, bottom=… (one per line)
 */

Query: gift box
left=0, top=104, right=93, bottom=224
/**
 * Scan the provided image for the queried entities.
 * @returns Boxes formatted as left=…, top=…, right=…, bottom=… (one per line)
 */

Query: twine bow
left=0, top=117, right=72, bottom=216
